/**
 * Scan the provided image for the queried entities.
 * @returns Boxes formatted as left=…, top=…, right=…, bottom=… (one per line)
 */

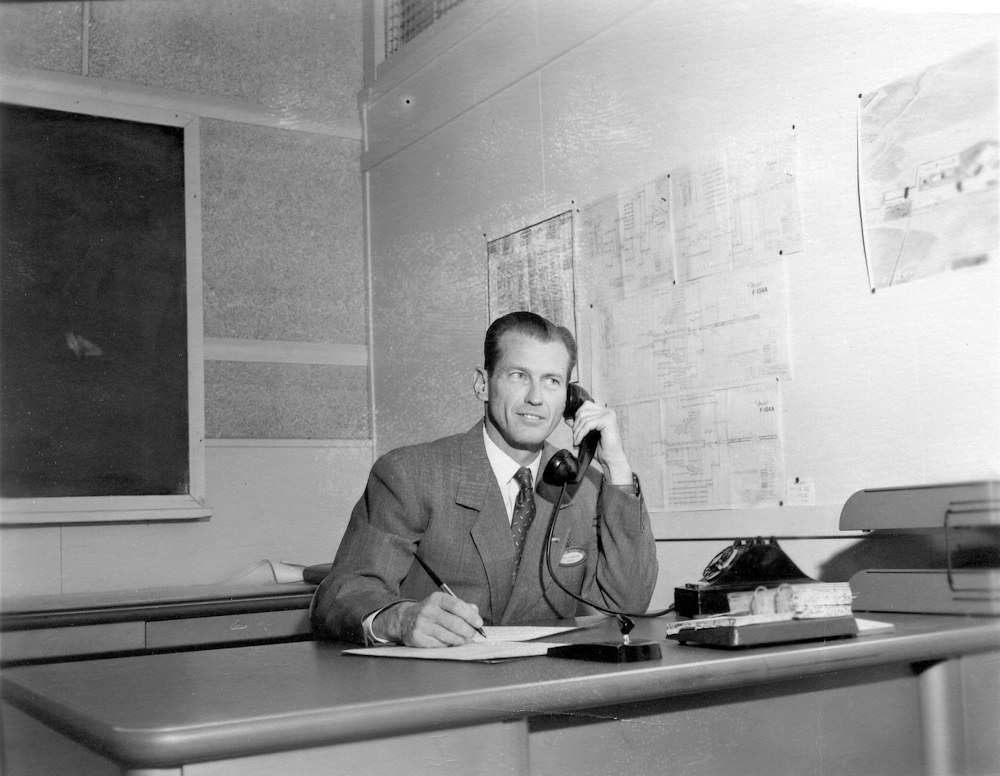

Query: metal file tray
left=841, top=481, right=1000, bottom=615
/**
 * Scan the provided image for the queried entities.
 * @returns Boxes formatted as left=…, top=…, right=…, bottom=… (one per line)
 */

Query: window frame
left=0, top=74, right=209, bottom=524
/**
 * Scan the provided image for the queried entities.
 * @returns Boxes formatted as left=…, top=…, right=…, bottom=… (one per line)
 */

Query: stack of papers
left=726, top=582, right=854, bottom=618
left=665, top=612, right=795, bottom=636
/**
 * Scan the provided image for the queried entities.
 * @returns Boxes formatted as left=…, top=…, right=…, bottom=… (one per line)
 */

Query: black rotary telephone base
left=547, top=641, right=662, bottom=663
left=674, top=537, right=815, bottom=619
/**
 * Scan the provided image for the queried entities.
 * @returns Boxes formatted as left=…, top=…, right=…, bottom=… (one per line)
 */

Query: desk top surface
left=3, top=613, right=999, bottom=769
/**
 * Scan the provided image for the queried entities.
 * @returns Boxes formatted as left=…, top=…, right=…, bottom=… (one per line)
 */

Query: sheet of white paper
left=854, top=618, right=896, bottom=636
left=343, top=640, right=565, bottom=662
left=341, top=625, right=582, bottom=661
left=480, top=625, right=579, bottom=642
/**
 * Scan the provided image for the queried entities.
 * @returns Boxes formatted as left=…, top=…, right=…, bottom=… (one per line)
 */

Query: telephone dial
left=542, top=383, right=601, bottom=486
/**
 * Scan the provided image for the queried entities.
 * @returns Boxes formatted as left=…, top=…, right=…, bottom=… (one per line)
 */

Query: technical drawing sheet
left=589, top=263, right=790, bottom=402
left=578, top=135, right=799, bottom=511
left=618, top=172, right=676, bottom=295
left=672, top=152, right=733, bottom=282
left=588, top=263, right=789, bottom=511
left=488, top=210, right=576, bottom=332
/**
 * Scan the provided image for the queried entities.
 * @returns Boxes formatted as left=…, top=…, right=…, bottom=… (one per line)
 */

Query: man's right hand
left=372, top=592, right=485, bottom=647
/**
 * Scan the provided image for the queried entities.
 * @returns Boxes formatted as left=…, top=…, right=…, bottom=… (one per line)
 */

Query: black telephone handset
left=542, top=383, right=600, bottom=486
left=539, top=384, right=675, bottom=653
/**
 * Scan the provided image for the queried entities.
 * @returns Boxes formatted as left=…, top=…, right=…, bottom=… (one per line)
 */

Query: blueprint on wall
left=487, top=210, right=577, bottom=334
left=487, top=134, right=801, bottom=512
left=577, top=132, right=799, bottom=511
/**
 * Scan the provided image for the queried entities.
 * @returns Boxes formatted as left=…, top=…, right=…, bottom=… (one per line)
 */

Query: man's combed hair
left=484, top=311, right=577, bottom=378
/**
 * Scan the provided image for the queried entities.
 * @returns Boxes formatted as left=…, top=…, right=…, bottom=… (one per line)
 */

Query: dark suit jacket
left=311, top=422, right=658, bottom=643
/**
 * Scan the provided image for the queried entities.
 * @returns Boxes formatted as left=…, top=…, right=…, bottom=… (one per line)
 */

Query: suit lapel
left=458, top=424, right=517, bottom=621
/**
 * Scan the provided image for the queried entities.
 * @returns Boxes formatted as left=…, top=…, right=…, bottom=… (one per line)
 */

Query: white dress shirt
left=481, top=425, right=541, bottom=523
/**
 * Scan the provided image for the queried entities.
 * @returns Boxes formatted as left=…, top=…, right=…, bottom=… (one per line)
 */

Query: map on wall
left=859, top=41, right=998, bottom=290
left=487, top=210, right=576, bottom=334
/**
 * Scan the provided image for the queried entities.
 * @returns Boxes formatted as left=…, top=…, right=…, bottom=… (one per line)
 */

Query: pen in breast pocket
left=413, top=554, right=488, bottom=639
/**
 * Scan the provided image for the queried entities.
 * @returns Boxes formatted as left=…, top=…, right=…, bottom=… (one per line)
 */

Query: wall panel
left=87, top=0, right=361, bottom=126
left=368, top=77, right=548, bottom=452
left=0, top=2, right=82, bottom=75
left=201, top=118, right=364, bottom=343
left=205, top=361, right=370, bottom=439
left=57, top=441, right=371, bottom=593
left=0, top=527, right=63, bottom=597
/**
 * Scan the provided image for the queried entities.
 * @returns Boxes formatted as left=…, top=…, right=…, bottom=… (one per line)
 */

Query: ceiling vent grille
left=384, top=0, right=467, bottom=59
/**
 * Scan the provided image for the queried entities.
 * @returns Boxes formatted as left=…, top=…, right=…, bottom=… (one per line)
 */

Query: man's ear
left=472, top=367, right=489, bottom=401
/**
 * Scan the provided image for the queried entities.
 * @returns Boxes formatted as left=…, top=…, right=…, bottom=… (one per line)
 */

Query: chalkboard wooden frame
left=0, top=77, right=209, bottom=524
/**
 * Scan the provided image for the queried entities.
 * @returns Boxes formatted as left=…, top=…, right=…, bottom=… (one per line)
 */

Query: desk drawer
left=1, top=622, right=145, bottom=663
left=145, top=609, right=311, bottom=649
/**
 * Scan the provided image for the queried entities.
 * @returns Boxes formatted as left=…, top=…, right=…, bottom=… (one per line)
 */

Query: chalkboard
left=0, top=101, right=192, bottom=504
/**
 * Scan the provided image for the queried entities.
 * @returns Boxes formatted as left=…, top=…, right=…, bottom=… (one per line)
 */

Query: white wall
left=362, top=0, right=999, bottom=601
left=2, top=442, right=371, bottom=596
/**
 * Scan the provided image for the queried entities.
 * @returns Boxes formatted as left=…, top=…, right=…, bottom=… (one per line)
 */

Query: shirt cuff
left=612, top=473, right=641, bottom=497
left=362, top=607, right=391, bottom=645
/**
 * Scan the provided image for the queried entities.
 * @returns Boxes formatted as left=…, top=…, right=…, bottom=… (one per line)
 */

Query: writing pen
left=413, top=554, right=488, bottom=639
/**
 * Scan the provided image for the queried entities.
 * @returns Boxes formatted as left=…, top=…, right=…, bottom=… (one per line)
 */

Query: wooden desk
left=0, top=581, right=315, bottom=665
left=2, top=614, right=999, bottom=776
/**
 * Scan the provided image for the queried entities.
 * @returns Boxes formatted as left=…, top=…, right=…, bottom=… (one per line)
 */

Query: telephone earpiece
left=542, top=448, right=581, bottom=487
left=542, top=383, right=600, bottom=486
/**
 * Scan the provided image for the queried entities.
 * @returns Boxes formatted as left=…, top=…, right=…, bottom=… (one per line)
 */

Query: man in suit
left=311, top=311, right=657, bottom=646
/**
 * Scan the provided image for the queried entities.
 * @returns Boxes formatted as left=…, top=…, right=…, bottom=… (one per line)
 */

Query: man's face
left=475, top=332, right=570, bottom=463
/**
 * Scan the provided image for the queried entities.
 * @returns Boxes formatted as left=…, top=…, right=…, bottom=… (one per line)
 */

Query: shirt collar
left=482, top=425, right=541, bottom=487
